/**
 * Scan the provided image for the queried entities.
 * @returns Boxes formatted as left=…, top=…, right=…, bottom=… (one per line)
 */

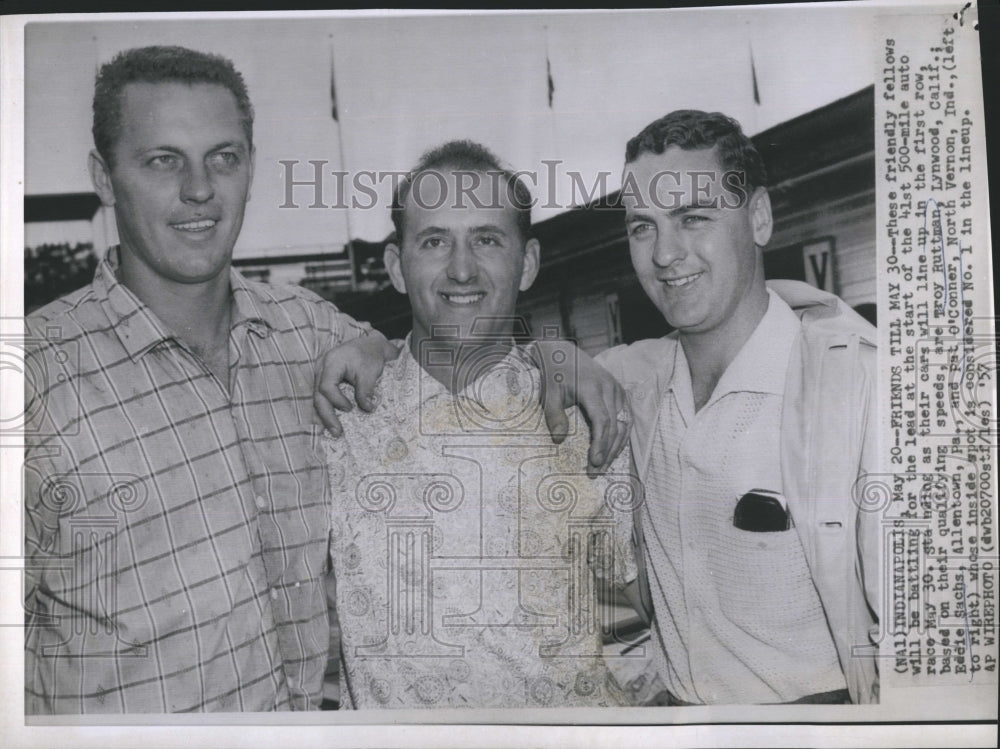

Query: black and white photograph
left=1, top=4, right=996, bottom=748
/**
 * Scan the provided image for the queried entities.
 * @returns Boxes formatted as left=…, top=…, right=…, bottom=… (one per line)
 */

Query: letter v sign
left=803, top=239, right=835, bottom=292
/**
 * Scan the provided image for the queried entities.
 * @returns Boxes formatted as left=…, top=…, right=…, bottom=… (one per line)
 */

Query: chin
left=660, top=313, right=701, bottom=334
left=164, top=264, right=229, bottom=285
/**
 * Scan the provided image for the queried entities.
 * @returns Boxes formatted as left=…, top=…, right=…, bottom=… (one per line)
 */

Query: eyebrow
left=135, top=140, right=248, bottom=157
left=413, top=226, right=453, bottom=241
left=469, top=224, right=510, bottom=235
left=413, top=224, right=510, bottom=241
left=624, top=210, right=655, bottom=223
left=209, top=140, right=248, bottom=154
left=625, top=202, right=716, bottom=221
left=666, top=202, right=716, bottom=216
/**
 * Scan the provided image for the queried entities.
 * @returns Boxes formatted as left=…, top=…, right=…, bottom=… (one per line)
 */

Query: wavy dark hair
left=625, top=110, right=767, bottom=201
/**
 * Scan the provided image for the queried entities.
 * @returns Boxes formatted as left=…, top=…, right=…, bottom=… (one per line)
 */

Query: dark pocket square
left=733, top=490, right=789, bottom=532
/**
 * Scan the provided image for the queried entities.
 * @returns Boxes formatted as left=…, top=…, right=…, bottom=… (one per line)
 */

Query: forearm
left=529, top=339, right=631, bottom=473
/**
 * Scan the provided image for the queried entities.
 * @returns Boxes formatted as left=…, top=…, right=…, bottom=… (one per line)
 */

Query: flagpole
left=330, top=34, right=357, bottom=292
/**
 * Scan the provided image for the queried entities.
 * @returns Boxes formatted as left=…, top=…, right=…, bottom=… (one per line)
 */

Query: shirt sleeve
left=21, top=328, right=72, bottom=619
left=22, top=445, right=55, bottom=623
left=594, top=345, right=627, bottom=384
left=293, top=286, right=374, bottom=365
left=587, top=443, right=640, bottom=589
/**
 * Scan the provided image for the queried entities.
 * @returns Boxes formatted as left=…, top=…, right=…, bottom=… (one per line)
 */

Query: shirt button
left=255, top=495, right=266, bottom=509
left=271, top=587, right=279, bottom=601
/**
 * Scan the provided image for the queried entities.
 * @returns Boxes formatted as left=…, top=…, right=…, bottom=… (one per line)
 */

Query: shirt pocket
left=715, top=508, right=822, bottom=633
left=731, top=489, right=790, bottom=532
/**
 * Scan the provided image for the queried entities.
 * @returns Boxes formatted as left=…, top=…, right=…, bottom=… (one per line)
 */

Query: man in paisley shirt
left=324, top=141, right=645, bottom=709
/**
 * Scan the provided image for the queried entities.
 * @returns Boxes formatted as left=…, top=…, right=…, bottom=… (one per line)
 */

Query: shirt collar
left=228, top=267, right=273, bottom=338
left=666, top=340, right=695, bottom=425
left=95, top=246, right=272, bottom=361
left=710, top=288, right=801, bottom=400
left=394, top=333, right=539, bottom=409
left=668, top=288, right=801, bottom=411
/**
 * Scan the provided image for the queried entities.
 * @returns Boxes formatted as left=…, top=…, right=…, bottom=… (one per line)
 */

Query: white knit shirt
left=639, top=290, right=847, bottom=704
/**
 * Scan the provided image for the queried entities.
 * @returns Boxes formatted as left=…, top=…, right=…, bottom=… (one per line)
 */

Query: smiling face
left=622, top=145, right=772, bottom=340
left=384, top=168, right=539, bottom=344
left=90, top=81, right=254, bottom=290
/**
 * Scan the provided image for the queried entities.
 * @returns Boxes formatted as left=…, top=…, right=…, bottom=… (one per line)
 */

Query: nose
left=447, top=243, right=478, bottom=283
left=651, top=224, right=686, bottom=268
left=180, top=162, right=215, bottom=204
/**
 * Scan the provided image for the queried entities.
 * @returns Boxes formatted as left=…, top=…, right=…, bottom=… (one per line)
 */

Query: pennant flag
left=331, top=58, right=339, bottom=122
left=546, top=54, right=555, bottom=108
left=750, top=43, right=761, bottom=105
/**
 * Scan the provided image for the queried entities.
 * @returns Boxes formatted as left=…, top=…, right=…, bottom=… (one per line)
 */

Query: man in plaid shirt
left=21, top=45, right=401, bottom=713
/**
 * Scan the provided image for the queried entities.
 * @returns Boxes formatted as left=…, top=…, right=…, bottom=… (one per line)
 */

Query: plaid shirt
left=23, top=248, right=368, bottom=713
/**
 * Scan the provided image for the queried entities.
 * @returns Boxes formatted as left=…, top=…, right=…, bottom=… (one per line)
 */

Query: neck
left=409, top=330, right=516, bottom=394
left=117, top=251, right=233, bottom=354
left=679, top=283, right=769, bottom=410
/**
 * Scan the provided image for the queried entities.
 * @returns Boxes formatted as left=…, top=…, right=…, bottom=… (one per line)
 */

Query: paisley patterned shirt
left=324, top=337, right=639, bottom=709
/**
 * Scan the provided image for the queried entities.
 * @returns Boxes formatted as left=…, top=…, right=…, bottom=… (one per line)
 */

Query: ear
left=246, top=144, right=256, bottom=203
left=89, top=150, right=116, bottom=207
left=519, top=238, right=540, bottom=292
left=384, top=243, right=407, bottom=294
left=749, top=187, right=773, bottom=247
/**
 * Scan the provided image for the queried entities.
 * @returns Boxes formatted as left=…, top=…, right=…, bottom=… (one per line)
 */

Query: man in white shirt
left=599, top=110, right=880, bottom=704
left=324, top=140, right=643, bottom=709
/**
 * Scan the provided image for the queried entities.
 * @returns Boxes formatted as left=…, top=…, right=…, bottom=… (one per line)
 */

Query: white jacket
left=599, top=279, right=880, bottom=704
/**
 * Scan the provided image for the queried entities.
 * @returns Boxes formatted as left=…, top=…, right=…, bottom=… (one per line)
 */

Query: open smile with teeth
left=441, top=292, right=486, bottom=305
left=663, top=272, right=703, bottom=288
left=172, top=219, right=218, bottom=232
